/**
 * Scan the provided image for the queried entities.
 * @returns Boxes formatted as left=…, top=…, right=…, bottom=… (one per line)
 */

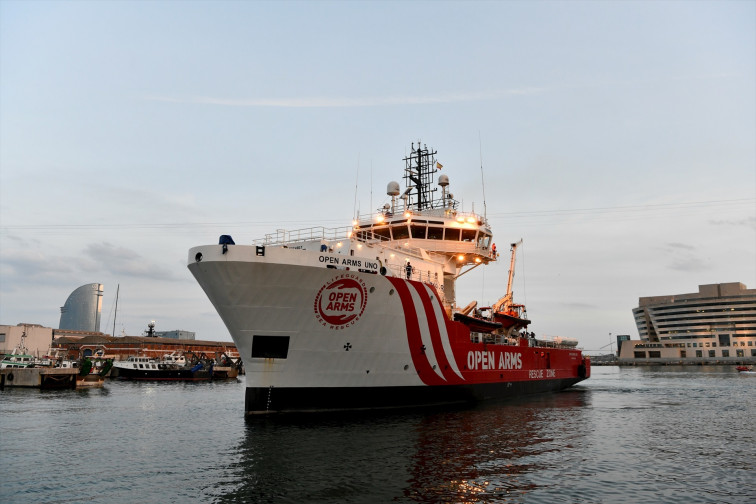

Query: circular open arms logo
left=314, top=274, right=368, bottom=329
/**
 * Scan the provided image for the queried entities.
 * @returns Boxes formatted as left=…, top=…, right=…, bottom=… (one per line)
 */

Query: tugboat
left=188, top=141, right=590, bottom=414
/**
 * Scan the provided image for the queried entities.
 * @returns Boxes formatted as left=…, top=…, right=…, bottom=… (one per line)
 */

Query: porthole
left=195, top=252, right=203, bottom=262
left=369, top=287, right=375, bottom=293
left=389, top=289, right=395, bottom=295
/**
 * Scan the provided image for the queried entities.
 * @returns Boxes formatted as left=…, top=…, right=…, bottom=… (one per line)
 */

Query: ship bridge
left=353, top=209, right=495, bottom=268
left=353, top=141, right=497, bottom=268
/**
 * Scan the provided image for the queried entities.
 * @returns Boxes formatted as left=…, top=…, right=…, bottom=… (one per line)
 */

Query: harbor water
left=1, top=366, right=754, bottom=503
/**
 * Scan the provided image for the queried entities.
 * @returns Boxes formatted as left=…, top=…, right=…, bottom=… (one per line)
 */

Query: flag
left=436, top=162, right=443, bottom=170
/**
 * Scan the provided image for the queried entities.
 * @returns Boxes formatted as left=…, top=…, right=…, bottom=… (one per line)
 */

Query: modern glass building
left=59, top=283, right=103, bottom=333
left=620, top=282, right=756, bottom=363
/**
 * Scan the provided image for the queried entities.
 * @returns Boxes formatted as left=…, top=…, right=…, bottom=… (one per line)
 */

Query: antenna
left=353, top=154, right=360, bottom=220
left=479, top=131, right=487, bottom=220
left=370, top=160, right=373, bottom=221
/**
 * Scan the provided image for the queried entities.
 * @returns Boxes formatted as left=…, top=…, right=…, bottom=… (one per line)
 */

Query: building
left=154, top=330, right=195, bottom=340
left=620, top=282, right=756, bottom=364
left=0, top=324, right=54, bottom=357
left=59, top=283, right=103, bottom=332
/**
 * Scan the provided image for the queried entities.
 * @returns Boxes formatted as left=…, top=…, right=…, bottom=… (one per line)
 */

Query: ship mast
left=403, top=142, right=438, bottom=211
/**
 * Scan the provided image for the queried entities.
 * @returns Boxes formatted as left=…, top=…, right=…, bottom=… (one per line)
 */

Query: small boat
left=76, top=358, right=113, bottom=388
left=111, top=353, right=213, bottom=381
left=212, top=353, right=240, bottom=380
left=736, top=366, right=755, bottom=374
left=1, top=348, right=37, bottom=369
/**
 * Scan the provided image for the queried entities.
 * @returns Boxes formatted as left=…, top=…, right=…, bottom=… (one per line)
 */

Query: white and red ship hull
left=188, top=244, right=590, bottom=414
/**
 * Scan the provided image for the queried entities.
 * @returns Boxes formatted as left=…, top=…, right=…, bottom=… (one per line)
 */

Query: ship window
left=410, top=224, right=427, bottom=239
left=461, top=229, right=477, bottom=242
left=373, top=226, right=391, bottom=240
left=392, top=224, right=409, bottom=240
left=252, top=335, right=290, bottom=359
left=444, top=228, right=461, bottom=241
left=427, top=226, right=443, bottom=240
left=634, top=351, right=646, bottom=358
left=0, top=333, right=5, bottom=343
left=477, top=233, right=491, bottom=248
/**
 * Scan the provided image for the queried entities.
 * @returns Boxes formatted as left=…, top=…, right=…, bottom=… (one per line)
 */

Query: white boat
left=1, top=348, right=37, bottom=369
left=188, top=141, right=591, bottom=414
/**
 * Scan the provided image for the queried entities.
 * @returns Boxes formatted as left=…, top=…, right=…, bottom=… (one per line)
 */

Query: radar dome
left=387, top=181, right=400, bottom=196
left=438, top=174, right=449, bottom=187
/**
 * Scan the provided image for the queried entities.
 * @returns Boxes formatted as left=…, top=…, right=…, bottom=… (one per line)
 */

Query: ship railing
left=356, top=208, right=489, bottom=229
left=253, top=226, right=353, bottom=246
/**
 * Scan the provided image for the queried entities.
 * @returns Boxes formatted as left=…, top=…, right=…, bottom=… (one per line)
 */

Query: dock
left=0, top=367, right=78, bottom=389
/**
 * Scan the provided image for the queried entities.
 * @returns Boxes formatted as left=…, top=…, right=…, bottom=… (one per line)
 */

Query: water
left=1, top=367, right=754, bottom=503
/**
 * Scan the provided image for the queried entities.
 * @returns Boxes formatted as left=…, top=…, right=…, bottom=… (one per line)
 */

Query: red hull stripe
left=387, top=277, right=467, bottom=386
left=413, top=283, right=465, bottom=383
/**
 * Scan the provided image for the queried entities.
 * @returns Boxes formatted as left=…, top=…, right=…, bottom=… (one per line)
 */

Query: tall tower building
left=59, top=283, right=103, bottom=332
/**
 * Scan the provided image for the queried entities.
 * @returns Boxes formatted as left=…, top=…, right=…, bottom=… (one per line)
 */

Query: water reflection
left=219, top=389, right=591, bottom=503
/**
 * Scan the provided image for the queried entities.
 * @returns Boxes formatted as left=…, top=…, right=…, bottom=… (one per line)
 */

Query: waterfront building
left=154, top=330, right=196, bottom=340
left=59, top=283, right=103, bottom=332
left=0, top=324, right=54, bottom=357
left=620, top=282, right=756, bottom=364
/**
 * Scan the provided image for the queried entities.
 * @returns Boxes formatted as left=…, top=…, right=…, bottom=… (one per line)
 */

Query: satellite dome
left=438, top=174, right=450, bottom=187
left=387, top=181, right=400, bottom=196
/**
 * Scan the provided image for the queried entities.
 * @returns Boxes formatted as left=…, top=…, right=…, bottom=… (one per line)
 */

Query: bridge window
left=477, top=233, right=491, bottom=248
left=427, top=226, right=444, bottom=240
left=373, top=226, right=391, bottom=240
left=461, top=229, right=477, bottom=242
left=410, top=224, right=427, bottom=239
left=444, top=228, right=461, bottom=241
left=392, top=224, right=409, bottom=240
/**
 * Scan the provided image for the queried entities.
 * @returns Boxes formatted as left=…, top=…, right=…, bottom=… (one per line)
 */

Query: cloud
left=0, top=250, right=76, bottom=283
left=665, top=242, right=695, bottom=251
left=83, top=242, right=180, bottom=281
left=144, top=88, right=545, bottom=108
left=710, top=216, right=756, bottom=229
left=668, top=256, right=709, bottom=272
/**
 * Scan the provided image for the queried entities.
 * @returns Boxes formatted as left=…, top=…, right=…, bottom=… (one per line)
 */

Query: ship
left=188, top=142, right=590, bottom=414
left=111, top=352, right=213, bottom=381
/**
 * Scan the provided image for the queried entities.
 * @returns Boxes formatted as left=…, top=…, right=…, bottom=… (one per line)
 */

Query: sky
left=1, top=0, right=754, bottom=354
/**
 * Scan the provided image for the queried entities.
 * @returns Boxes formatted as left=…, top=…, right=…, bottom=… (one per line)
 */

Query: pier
left=0, top=367, right=78, bottom=389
